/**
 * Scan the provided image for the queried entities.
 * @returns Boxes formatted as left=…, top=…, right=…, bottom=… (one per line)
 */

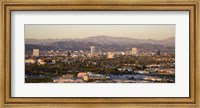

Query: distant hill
left=25, top=37, right=175, bottom=52
left=25, top=38, right=73, bottom=46
left=25, top=35, right=175, bottom=47
left=25, top=36, right=175, bottom=52
left=25, top=44, right=55, bottom=51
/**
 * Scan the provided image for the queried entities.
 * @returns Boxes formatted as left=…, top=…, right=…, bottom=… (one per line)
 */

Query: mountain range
left=25, top=36, right=175, bottom=52
left=26, top=35, right=175, bottom=46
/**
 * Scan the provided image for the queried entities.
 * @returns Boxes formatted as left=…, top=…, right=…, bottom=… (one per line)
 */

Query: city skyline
left=25, top=24, right=175, bottom=83
left=25, top=24, right=175, bottom=40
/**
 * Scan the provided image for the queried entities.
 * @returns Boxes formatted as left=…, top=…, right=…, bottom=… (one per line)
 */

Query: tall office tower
left=107, top=52, right=114, bottom=58
left=33, top=49, right=39, bottom=57
left=67, top=51, right=71, bottom=57
left=156, top=50, right=160, bottom=55
left=90, top=46, right=96, bottom=56
left=131, top=48, right=138, bottom=55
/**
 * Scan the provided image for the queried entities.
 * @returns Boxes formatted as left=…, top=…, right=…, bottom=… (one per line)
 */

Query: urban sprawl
left=25, top=46, right=175, bottom=83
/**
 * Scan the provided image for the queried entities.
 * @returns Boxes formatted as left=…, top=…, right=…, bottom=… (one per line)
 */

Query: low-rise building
left=77, top=72, right=88, bottom=79
left=158, top=69, right=175, bottom=74
left=107, top=52, right=114, bottom=58
left=25, top=59, right=36, bottom=64
left=38, top=59, right=46, bottom=65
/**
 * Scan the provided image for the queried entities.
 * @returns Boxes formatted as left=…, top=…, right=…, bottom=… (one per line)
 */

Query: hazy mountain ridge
left=25, top=35, right=175, bottom=47
left=25, top=38, right=73, bottom=46
left=25, top=36, right=175, bottom=52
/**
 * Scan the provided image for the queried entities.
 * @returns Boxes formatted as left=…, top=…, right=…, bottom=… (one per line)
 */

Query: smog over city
left=25, top=24, right=175, bottom=83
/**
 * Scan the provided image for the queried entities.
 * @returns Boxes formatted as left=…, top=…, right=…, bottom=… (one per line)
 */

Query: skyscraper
left=67, top=51, right=71, bottom=57
left=132, top=48, right=138, bottom=55
left=156, top=50, right=160, bottom=55
left=33, top=49, right=39, bottom=57
left=90, top=46, right=96, bottom=56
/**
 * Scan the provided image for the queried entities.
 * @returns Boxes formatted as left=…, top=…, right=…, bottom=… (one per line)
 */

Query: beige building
left=83, top=75, right=89, bottom=81
left=33, top=49, right=39, bottom=57
left=131, top=48, right=138, bottom=55
left=38, top=59, right=46, bottom=65
left=107, top=52, right=114, bottom=58
left=77, top=72, right=88, bottom=78
left=90, top=46, right=96, bottom=56
left=25, top=59, right=35, bottom=64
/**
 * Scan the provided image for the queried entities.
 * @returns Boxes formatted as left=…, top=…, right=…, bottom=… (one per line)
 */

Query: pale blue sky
left=25, top=24, right=175, bottom=40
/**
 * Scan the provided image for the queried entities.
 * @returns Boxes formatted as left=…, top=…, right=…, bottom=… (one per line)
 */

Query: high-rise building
left=33, top=49, right=39, bottom=57
left=156, top=50, right=160, bottom=55
left=90, top=46, right=96, bottom=56
left=107, top=52, right=114, bottom=58
left=131, top=48, right=138, bottom=55
left=67, top=51, right=71, bottom=57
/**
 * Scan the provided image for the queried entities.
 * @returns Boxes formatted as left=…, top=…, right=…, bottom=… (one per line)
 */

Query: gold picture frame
left=0, top=0, right=199, bottom=107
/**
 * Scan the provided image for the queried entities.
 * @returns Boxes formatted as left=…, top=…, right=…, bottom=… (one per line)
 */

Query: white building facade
left=90, top=46, right=96, bottom=56
left=33, top=49, right=39, bottom=57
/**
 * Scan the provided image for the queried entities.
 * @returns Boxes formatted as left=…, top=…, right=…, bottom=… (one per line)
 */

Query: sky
left=25, top=24, right=175, bottom=40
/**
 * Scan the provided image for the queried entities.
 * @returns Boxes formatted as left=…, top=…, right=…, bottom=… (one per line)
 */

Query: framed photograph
left=0, top=0, right=199, bottom=107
